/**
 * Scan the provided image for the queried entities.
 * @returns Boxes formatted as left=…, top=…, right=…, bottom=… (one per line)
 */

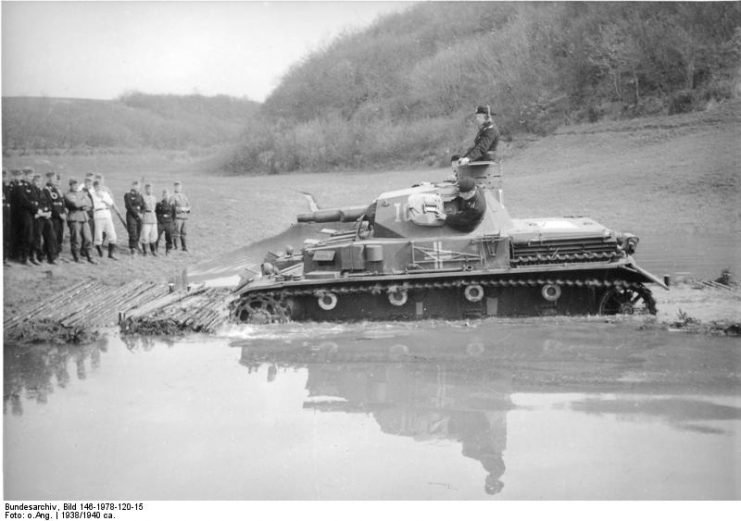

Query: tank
left=232, top=161, right=667, bottom=323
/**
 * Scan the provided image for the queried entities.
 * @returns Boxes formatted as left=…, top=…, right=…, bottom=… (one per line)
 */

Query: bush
left=668, top=90, right=695, bottom=115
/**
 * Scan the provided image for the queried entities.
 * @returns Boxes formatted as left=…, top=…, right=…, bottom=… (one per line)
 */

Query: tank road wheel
left=317, top=292, right=338, bottom=311
left=387, top=287, right=408, bottom=307
left=464, top=284, right=485, bottom=302
left=598, top=286, right=657, bottom=316
left=541, top=284, right=562, bottom=302
left=235, top=294, right=292, bottom=324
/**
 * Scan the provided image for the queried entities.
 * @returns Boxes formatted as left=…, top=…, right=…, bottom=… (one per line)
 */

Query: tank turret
left=233, top=160, right=665, bottom=323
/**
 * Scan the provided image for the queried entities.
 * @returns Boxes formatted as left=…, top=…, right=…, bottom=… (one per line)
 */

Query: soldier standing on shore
left=45, top=172, right=67, bottom=259
left=123, top=180, right=144, bottom=255
left=155, top=188, right=175, bottom=255
left=91, top=180, right=119, bottom=260
left=172, top=181, right=191, bottom=252
left=3, top=169, right=12, bottom=266
left=140, top=183, right=158, bottom=256
left=64, top=178, right=95, bottom=264
left=32, top=173, right=57, bottom=264
left=13, top=168, right=39, bottom=265
left=83, top=175, right=96, bottom=243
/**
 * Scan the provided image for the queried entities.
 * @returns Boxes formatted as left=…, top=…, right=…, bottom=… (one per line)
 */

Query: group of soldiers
left=2, top=167, right=191, bottom=266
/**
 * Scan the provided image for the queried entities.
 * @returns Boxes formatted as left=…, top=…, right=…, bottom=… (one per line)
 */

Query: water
left=4, top=321, right=740, bottom=500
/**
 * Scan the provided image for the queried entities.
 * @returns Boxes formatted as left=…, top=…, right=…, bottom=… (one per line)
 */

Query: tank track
left=233, top=275, right=655, bottom=323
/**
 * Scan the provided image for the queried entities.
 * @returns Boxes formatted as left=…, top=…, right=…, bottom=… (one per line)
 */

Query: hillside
left=227, top=1, right=741, bottom=174
left=2, top=93, right=259, bottom=153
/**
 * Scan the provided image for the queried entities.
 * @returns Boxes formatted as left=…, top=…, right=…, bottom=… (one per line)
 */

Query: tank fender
left=625, top=262, right=670, bottom=290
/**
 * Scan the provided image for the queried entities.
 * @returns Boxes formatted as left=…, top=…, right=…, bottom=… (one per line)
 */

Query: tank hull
left=233, top=263, right=659, bottom=322
left=231, top=164, right=665, bottom=323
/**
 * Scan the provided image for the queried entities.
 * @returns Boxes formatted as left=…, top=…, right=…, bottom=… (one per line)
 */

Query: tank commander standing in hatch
left=457, top=105, right=500, bottom=167
left=435, top=177, right=487, bottom=233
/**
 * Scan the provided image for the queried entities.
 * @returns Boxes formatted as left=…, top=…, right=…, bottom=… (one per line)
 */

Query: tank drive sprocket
left=233, top=294, right=292, bottom=324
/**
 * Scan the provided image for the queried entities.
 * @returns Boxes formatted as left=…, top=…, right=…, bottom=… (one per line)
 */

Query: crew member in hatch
left=436, top=177, right=487, bottom=232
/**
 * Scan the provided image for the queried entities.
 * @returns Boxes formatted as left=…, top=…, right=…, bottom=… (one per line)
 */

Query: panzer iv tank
left=233, top=161, right=667, bottom=323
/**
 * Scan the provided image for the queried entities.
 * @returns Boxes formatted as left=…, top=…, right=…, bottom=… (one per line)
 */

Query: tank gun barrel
left=297, top=205, right=367, bottom=223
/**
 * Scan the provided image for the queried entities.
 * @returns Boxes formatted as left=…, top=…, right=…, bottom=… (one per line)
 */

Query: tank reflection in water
left=4, top=321, right=740, bottom=500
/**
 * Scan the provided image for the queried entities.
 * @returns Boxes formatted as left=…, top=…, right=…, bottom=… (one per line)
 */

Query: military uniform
left=45, top=180, right=67, bottom=257
left=12, top=177, right=39, bottom=264
left=65, top=182, right=94, bottom=262
left=140, top=192, right=158, bottom=255
left=123, top=188, right=145, bottom=252
left=155, top=197, right=176, bottom=254
left=82, top=184, right=95, bottom=239
left=3, top=175, right=12, bottom=262
left=90, top=188, right=118, bottom=259
left=33, top=182, right=57, bottom=263
left=463, top=121, right=500, bottom=162
left=171, top=191, right=191, bottom=251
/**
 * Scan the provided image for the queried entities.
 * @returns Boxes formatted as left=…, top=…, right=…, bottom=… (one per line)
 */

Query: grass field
left=3, top=99, right=740, bottom=323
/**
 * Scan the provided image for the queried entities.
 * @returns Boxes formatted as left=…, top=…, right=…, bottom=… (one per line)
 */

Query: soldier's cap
left=69, top=178, right=79, bottom=186
left=85, top=172, right=95, bottom=178
left=144, top=183, right=151, bottom=188
left=11, top=169, right=22, bottom=176
left=458, top=177, right=476, bottom=193
left=22, top=167, right=34, bottom=174
left=475, top=105, right=495, bottom=116
left=31, top=174, right=42, bottom=181
left=450, top=154, right=461, bottom=162
left=45, top=171, right=56, bottom=178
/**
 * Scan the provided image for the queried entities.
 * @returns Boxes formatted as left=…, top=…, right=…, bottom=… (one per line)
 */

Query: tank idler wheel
left=464, top=284, right=485, bottom=302
left=598, top=286, right=657, bottom=316
left=235, top=294, right=292, bottom=324
left=317, top=292, right=338, bottom=311
left=387, top=287, right=408, bottom=307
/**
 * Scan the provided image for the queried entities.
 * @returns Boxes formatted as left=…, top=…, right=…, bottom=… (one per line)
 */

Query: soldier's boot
left=108, top=243, right=119, bottom=260
left=85, top=252, right=97, bottom=265
left=172, top=238, right=178, bottom=250
left=71, top=250, right=80, bottom=263
left=180, top=237, right=188, bottom=252
left=141, top=243, right=147, bottom=256
left=96, top=245, right=103, bottom=257
left=150, top=243, right=157, bottom=256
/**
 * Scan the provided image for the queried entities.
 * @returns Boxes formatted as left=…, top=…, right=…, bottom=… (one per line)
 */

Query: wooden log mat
left=3, top=280, right=176, bottom=344
left=120, top=287, right=237, bottom=336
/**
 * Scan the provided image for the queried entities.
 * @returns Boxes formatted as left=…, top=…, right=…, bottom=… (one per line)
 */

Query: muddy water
left=4, top=321, right=739, bottom=500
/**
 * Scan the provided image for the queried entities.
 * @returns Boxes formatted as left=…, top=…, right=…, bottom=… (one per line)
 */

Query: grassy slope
left=3, top=99, right=739, bottom=319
